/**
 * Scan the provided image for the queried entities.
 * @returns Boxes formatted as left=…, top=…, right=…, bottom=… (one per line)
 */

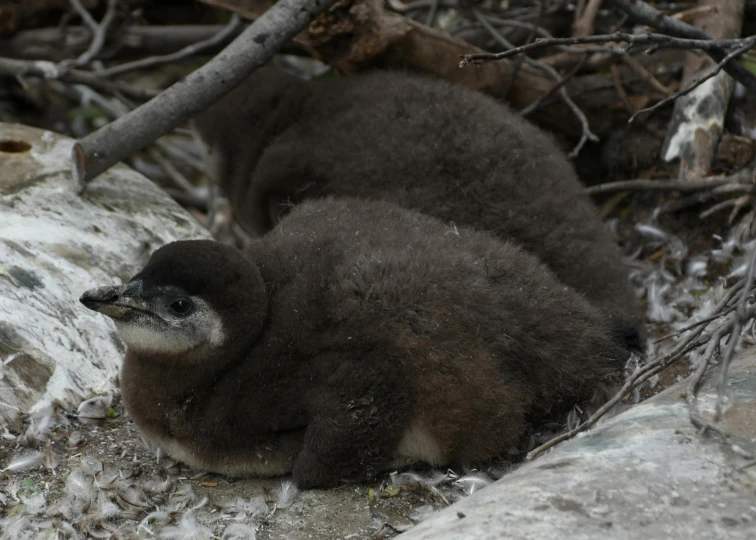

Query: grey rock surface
left=0, top=122, right=210, bottom=422
left=398, top=347, right=756, bottom=540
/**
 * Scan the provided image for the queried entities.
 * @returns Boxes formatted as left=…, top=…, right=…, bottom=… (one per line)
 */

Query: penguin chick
left=192, top=67, right=644, bottom=343
left=80, top=198, right=630, bottom=489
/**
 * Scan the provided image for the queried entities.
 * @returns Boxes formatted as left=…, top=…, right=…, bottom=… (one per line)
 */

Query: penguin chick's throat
left=81, top=281, right=226, bottom=356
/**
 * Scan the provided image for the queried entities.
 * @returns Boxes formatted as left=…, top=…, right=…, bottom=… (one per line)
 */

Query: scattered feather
left=171, top=484, right=198, bottom=508
left=98, top=492, right=121, bottom=519
left=159, top=511, right=213, bottom=540
left=221, top=495, right=268, bottom=517
left=65, top=469, right=93, bottom=499
left=22, top=492, right=47, bottom=515
left=222, top=523, right=257, bottom=540
left=138, top=510, right=173, bottom=534
left=43, top=442, right=59, bottom=472
left=77, top=395, right=114, bottom=424
left=274, top=480, right=298, bottom=509
left=67, top=430, right=85, bottom=448
left=2, top=451, right=44, bottom=472
left=453, top=473, right=492, bottom=495
left=409, top=504, right=435, bottom=522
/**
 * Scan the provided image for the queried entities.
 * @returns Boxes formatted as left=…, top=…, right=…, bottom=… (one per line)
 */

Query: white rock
left=398, top=347, right=756, bottom=540
left=0, top=122, right=210, bottom=422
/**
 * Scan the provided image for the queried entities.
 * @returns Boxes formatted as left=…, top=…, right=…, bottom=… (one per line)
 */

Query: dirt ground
left=0, top=395, right=505, bottom=539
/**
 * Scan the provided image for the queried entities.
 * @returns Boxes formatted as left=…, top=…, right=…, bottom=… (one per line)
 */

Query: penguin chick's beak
left=80, top=280, right=145, bottom=320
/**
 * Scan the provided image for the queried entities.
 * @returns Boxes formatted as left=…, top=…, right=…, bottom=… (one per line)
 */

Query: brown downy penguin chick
left=80, top=198, right=630, bottom=489
left=192, top=67, right=644, bottom=346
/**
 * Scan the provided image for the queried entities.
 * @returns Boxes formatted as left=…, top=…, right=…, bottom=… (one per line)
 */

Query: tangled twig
left=527, top=248, right=756, bottom=460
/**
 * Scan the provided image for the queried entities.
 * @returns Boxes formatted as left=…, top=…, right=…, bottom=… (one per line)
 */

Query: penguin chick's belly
left=142, top=421, right=445, bottom=477
left=140, top=426, right=303, bottom=478
left=395, top=420, right=446, bottom=466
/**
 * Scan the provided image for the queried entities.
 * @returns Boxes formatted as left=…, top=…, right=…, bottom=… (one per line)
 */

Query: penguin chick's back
left=248, top=198, right=629, bottom=467
left=192, top=67, right=643, bottom=333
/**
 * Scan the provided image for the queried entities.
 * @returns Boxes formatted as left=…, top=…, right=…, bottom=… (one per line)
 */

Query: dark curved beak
left=80, top=280, right=144, bottom=319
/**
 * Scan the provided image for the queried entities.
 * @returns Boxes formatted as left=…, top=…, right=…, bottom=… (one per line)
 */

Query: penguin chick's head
left=80, top=240, right=267, bottom=361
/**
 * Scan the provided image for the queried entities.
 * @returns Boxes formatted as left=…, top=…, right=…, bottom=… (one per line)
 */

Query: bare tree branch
left=472, top=8, right=598, bottom=156
left=0, top=56, right=159, bottom=100
left=714, top=244, right=756, bottom=420
left=73, top=0, right=339, bottom=185
left=99, top=15, right=243, bottom=78
left=460, top=32, right=756, bottom=65
left=69, top=0, right=118, bottom=67
left=585, top=168, right=753, bottom=195
left=609, top=0, right=756, bottom=91
left=630, top=38, right=755, bottom=122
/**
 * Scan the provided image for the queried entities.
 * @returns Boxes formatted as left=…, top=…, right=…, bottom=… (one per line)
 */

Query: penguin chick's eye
left=169, top=299, right=194, bottom=316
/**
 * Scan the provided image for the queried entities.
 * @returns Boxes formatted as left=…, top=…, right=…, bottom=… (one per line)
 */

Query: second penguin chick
left=81, top=198, right=630, bottom=489
left=192, top=67, right=644, bottom=340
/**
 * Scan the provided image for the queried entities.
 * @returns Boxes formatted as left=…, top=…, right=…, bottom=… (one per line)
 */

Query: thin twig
left=573, top=0, right=604, bottom=38
left=663, top=184, right=756, bottom=214
left=69, top=0, right=118, bottom=68
left=699, top=199, right=738, bottom=219
left=621, top=54, right=673, bottom=96
left=499, top=3, right=543, bottom=100
left=100, top=15, right=243, bottom=78
left=472, top=8, right=597, bottom=157
left=585, top=175, right=736, bottom=195
left=609, top=0, right=756, bottom=91
left=610, top=62, right=634, bottom=113
left=0, top=56, right=158, bottom=100
left=460, top=32, right=756, bottom=65
left=147, top=147, right=198, bottom=194
left=714, top=244, right=756, bottom=420
left=629, top=40, right=756, bottom=122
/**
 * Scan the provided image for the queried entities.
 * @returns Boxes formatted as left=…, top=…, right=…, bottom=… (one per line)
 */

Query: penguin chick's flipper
left=292, top=352, right=412, bottom=489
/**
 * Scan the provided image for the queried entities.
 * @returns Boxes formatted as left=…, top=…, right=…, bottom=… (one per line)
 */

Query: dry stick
left=699, top=198, right=738, bottom=219
left=521, top=53, right=590, bottom=116
left=610, top=62, right=635, bottom=113
left=147, top=147, right=198, bottom=194
left=662, top=183, right=756, bottom=213
left=73, top=0, right=339, bottom=185
left=609, top=0, right=756, bottom=91
left=585, top=176, right=735, bottom=195
left=526, top=326, right=711, bottom=460
left=0, top=57, right=159, bottom=100
left=461, top=32, right=756, bottom=63
left=472, top=9, right=598, bottom=156
left=629, top=39, right=756, bottom=122
left=69, top=0, right=118, bottom=68
left=529, top=281, right=756, bottom=460
left=714, top=244, right=756, bottom=420
left=100, top=15, right=243, bottom=78
left=499, top=3, right=544, bottom=100
left=573, top=0, right=605, bottom=38
left=621, top=54, right=673, bottom=95
left=655, top=282, right=743, bottom=343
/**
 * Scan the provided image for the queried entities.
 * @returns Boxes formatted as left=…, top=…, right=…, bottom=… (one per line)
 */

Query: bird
left=191, top=67, right=644, bottom=345
left=81, top=197, right=632, bottom=489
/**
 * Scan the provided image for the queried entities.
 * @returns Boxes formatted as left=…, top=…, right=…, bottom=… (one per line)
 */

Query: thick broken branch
left=73, top=0, right=339, bottom=185
left=662, top=0, right=747, bottom=181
